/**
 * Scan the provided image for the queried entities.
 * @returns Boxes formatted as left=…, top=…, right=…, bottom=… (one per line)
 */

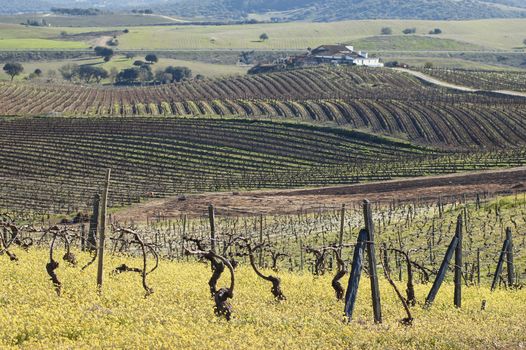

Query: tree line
left=3, top=54, right=194, bottom=86
left=50, top=8, right=103, bottom=16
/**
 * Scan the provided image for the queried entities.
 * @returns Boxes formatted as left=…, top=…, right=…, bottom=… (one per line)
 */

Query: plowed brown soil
left=114, top=167, right=526, bottom=221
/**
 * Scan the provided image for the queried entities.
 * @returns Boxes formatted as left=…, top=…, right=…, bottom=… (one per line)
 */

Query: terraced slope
left=2, top=116, right=525, bottom=213
left=1, top=67, right=525, bottom=149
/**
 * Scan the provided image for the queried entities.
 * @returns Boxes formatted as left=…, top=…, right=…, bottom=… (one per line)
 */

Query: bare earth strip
left=114, top=167, right=526, bottom=221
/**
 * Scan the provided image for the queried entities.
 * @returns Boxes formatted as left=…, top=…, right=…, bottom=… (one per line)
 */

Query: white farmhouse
left=308, top=45, right=384, bottom=67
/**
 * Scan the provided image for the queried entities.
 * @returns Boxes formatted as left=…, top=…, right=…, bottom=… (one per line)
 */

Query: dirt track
left=396, top=68, right=526, bottom=98
left=114, top=167, right=526, bottom=221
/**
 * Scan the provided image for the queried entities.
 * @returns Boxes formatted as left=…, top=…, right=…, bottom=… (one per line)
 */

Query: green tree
left=94, top=46, right=114, bottom=62
left=259, top=33, right=269, bottom=41
left=116, top=68, right=140, bottom=84
left=145, top=54, right=159, bottom=64
left=137, top=65, right=153, bottom=83
left=77, top=66, right=108, bottom=83
left=381, top=27, right=392, bottom=35
left=3, top=62, right=24, bottom=81
left=164, top=66, right=192, bottom=83
left=155, top=69, right=172, bottom=84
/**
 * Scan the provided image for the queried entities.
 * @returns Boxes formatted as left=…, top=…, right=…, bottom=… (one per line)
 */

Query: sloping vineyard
left=1, top=116, right=526, bottom=213
left=415, top=68, right=526, bottom=92
left=1, top=67, right=525, bottom=148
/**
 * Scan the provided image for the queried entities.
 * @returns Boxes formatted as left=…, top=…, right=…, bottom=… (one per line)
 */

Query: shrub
left=381, top=27, right=392, bottom=35
left=145, top=54, right=158, bottom=64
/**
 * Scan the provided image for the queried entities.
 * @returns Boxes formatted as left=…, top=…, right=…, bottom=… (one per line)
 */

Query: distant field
left=0, top=19, right=525, bottom=51
left=116, top=19, right=526, bottom=50
left=0, top=14, right=187, bottom=27
left=0, top=38, right=87, bottom=50
left=353, top=35, right=484, bottom=52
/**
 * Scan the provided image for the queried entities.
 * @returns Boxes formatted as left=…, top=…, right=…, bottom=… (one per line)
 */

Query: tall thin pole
left=454, top=214, right=463, bottom=308
left=363, top=199, right=382, bottom=323
left=506, top=228, right=515, bottom=287
left=259, top=214, right=264, bottom=266
left=477, top=248, right=481, bottom=286
left=339, top=204, right=345, bottom=246
left=208, top=204, right=216, bottom=253
left=97, top=169, right=111, bottom=289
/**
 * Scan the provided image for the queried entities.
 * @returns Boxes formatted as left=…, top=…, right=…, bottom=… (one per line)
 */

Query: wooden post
left=339, top=204, right=345, bottom=246
left=87, top=194, right=100, bottom=251
left=259, top=214, right=264, bottom=267
left=299, top=238, right=304, bottom=271
left=344, top=229, right=368, bottom=320
left=477, top=248, right=481, bottom=286
left=425, top=235, right=459, bottom=307
left=506, top=227, right=515, bottom=287
left=96, top=169, right=111, bottom=289
left=491, top=239, right=510, bottom=291
left=382, top=242, right=390, bottom=275
left=181, top=214, right=187, bottom=260
left=363, top=199, right=382, bottom=323
left=454, top=214, right=463, bottom=308
left=80, top=223, right=86, bottom=251
left=208, top=204, right=216, bottom=253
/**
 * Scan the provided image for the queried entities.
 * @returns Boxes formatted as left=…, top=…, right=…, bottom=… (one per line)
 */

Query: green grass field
left=116, top=19, right=526, bottom=50
left=353, top=35, right=484, bottom=52
left=0, top=39, right=87, bottom=50
left=0, top=19, right=525, bottom=51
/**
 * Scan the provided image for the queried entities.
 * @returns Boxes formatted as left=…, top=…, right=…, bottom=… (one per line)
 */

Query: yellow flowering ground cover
left=0, top=248, right=525, bottom=349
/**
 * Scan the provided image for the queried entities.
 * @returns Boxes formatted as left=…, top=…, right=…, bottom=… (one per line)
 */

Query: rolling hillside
left=1, top=67, right=525, bottom=149
left=0, top=116, right=440, bottom=212
left=1, top=0, right=525, bottom=20
left=148, top=0, right=526, bottom=20
left=2, top=116, right=525, bottom=213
